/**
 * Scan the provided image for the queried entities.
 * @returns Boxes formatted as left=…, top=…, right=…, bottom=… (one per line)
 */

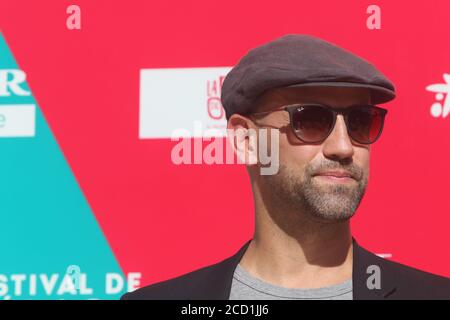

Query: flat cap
left=221, top=34, right=396, bottom=119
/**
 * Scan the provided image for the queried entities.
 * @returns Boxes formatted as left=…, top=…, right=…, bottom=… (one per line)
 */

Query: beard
left=263, top=161, right=368, bottom=223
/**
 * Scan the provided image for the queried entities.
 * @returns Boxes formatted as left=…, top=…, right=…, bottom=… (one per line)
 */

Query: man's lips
left=314, top=170, right=352, bottom=178
left=313, top=170, right=356, bottom=182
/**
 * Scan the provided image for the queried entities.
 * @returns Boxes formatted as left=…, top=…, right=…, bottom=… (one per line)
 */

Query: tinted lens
left=291, top=105, right=334, bottom=142
left=346, top=106, right=385, bottom=144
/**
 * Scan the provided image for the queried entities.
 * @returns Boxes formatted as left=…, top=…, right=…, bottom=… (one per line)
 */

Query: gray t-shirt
left=229, top=263, right=353, bottom=300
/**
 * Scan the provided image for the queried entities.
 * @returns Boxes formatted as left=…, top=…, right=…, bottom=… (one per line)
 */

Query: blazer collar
left=206, top=238, right=397, bottom=300
left=351, top=238, right=398, bottom=299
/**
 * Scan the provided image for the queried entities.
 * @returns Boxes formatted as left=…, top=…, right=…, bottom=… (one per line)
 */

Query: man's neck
left=239, top=215, right=353, bottom=289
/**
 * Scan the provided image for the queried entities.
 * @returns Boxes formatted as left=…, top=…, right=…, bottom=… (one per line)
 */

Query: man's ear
left=227, top=113, right=252, bottom=131
left=227, top=114, right=258, bottom=165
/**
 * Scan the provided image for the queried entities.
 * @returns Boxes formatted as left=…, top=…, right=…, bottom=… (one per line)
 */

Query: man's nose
left=322, top=115, right=354, bottom=160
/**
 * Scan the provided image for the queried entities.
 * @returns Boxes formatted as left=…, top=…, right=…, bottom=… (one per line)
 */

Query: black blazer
left=121, top=238, right=450, bottom=300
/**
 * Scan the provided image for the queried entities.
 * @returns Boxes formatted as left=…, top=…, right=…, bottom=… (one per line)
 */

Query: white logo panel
left=139, top=67, right=231, bottom=139
left=0, top=104, right=36, bottom=137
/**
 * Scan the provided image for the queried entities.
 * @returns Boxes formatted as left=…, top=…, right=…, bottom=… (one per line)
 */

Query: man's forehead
left=256, top=86, right=372, bottom=110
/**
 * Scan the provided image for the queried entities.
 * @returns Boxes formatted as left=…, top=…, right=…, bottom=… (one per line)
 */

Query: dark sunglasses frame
left=248, top=103, right=388, bottom=144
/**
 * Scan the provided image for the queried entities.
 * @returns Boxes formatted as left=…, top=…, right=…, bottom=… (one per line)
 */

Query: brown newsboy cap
left=221, top=34, right=396, bottom=119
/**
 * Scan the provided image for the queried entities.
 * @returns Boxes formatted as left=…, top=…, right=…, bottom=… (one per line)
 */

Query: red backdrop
left=0, top=0, right=448, bottom=289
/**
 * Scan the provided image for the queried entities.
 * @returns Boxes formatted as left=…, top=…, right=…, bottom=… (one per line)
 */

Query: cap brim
left=286, top=81, right=396, bottom=105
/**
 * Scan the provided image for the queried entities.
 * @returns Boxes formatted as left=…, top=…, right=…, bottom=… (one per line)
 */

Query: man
left=122, top=34, right=450, bottom=300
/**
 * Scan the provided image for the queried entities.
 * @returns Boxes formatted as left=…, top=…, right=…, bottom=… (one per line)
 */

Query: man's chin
left=304, top=197, right=358, bottom=223
left=307, top=211, right=355, bottom=224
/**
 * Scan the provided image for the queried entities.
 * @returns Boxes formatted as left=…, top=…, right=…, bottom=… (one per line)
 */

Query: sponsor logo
left=0, top=69, right=36, bottom=137
left=426, top=73, right=450, bottom=118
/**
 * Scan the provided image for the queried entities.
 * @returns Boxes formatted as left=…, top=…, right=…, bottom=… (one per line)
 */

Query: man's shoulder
left=384, top=258, right=450, bottom=298
left=121, top=263, right=217, bottom=300
left=356, top=243, right=450, bottom=299
left=120, top=245, right=245, bottom=300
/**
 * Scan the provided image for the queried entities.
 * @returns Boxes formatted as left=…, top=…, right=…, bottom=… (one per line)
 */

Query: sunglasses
left=248, top=103, right=388, bottom=145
